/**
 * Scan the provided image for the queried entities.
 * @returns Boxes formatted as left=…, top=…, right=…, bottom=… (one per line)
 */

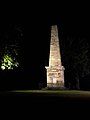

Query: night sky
left=0, top=3, right=90, bottom=90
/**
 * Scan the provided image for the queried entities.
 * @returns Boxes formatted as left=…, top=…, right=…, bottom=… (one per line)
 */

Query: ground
left=1, top=89, right=90, bottom=100
left=1, top=90, right=90, bottom=112
left=11, top=89, right=90, bottom=97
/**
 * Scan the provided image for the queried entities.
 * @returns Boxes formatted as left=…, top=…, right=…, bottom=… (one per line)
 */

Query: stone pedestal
left=45, top=65, right=65, bottom=88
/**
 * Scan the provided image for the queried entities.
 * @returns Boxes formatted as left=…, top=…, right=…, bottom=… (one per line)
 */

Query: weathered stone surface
left=45, top=25, right=65, bottom=88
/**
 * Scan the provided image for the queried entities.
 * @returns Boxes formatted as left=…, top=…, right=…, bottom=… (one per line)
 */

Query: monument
left=45, top=25, right=65, bottom=88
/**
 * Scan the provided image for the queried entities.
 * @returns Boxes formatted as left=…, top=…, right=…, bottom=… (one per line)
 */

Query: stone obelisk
left=45, top=25, right=65, bottom=88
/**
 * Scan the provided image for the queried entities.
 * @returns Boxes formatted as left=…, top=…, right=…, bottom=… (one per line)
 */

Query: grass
left=11, top=89, right=90, bottom=98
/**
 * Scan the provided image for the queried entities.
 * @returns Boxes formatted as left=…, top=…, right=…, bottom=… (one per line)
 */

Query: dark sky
left=0, top=3, right=90, bottom=90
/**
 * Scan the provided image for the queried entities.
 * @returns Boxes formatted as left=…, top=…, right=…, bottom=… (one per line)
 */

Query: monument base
left=47, top=83, right=65, bottom=90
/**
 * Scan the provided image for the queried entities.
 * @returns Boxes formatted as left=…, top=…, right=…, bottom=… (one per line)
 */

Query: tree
left=61, top=36, right=90, bottom=89
left=1, top=53, right=19, bottom=70
left=0, top=42, right=20, bottom=71
left=0, top=24, right=24, bottom=71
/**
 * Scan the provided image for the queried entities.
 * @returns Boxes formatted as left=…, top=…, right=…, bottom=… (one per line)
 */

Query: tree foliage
left=1, top=54, right=19, bottom=70
left=61, top=36, right=90, bottom=89
left=0, top=24, right=24, bottom=70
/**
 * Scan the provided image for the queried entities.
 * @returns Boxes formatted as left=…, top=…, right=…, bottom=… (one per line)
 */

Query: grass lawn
left=1, top=90, right=90, bottom=108
left=11, top=89, right=90, bottom=98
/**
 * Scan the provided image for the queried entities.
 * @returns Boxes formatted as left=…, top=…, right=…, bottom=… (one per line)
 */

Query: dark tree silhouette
left=60, top=35, right=90, bottom=89
left=0, top=24, right=24, bottom=70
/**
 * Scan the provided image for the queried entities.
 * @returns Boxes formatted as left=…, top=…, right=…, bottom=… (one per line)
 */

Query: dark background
left=0, top=2, right=90, bottom=90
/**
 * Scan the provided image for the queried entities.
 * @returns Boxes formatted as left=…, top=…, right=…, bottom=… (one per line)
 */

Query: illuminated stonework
left=45, top=25, right=65, bottom=88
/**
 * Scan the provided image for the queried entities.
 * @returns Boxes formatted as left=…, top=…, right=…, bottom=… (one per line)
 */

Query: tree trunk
left=76, top=76, right=80, bottom=90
